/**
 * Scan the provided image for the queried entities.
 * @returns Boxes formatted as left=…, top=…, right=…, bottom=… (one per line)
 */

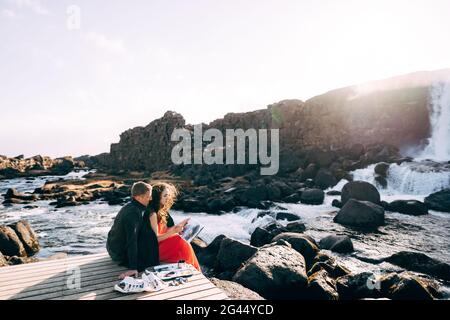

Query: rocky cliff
left=89, top=69, right=450, bottom=175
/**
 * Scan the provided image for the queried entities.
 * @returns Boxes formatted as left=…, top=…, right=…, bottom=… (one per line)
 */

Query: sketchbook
left=180, top=221, right=204, bottom=243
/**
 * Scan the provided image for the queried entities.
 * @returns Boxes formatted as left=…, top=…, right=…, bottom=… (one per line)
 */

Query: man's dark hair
left=131, top=182, right=152, bottom=197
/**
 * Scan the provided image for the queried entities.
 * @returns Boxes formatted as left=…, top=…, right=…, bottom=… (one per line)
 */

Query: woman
left=148, top=182, right=201, bottom=272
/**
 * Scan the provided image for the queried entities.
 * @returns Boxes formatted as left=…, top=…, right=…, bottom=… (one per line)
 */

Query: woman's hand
left=173, top=223, right=184, bottom=234
left=179, top=218, right=190, bottom=227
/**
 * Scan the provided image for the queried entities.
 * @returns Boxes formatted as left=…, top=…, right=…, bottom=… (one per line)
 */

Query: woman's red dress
left=157, top=220, right=201, bottom=271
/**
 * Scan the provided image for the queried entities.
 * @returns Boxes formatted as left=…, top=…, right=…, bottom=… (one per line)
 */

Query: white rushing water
left=350, top=81, right=450, bottom=196
left=351, top=162, right=450, bottom=196
left=417, top=81, right=450, bottom=161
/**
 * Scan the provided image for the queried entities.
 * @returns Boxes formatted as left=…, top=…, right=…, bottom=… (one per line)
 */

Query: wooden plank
left=169, top=287, right=225, bottom=300
left=80, top=275, right=208, bottom=301
left=56, top=274, right=207, bottom=301
left=197, top=292, right=229, bottom=300
left=0, top=264, right=124, bottom=292
left=0, top=252, right=109, bottom=275
left=139, top=283, right=217, bottom=300
left=0, top=252, right=228, bottom=300
left=0, top=270, right=127, bottom=300
left=0, top=258, right=114, bottom=282
left=0, top=261, right=124, bottom=288
left=0, top=258, right=115, bottom=280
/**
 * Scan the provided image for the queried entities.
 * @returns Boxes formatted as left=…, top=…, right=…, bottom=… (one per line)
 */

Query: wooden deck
left=0, top=252, right=229, bottom=300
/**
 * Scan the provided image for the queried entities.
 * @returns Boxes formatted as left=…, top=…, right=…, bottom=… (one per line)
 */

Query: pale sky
left=1, top=0, right=450, bottom=158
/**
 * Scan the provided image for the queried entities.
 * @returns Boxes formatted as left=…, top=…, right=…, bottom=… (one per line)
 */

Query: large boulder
left=374, top=162, right=390, bottom=177
left=271, top=233, right=319, bottom=267
left=384, top=251, right=450, bottom=281
left=301, top=164, right=319, bottom=181
left=341, top=181, right=381, bottom=205
left=334, top=199, right=385, bottom=228
left=0, top=226, right=26, bottom=257
left=216, top=237, right=258, bottom=273
left=250, top=221, right=287, bottom=247
left=232, top=245, right=308, bottom=299
left=379, top=273, right=439, bottom=300
left=285, top=221, right=307, bottom=233
left=314, top=169, right=338, bottom=190
left=424, top=189, right=450, bottom=213
left=209, top=278, right=264, bottom=300
left=307, top=270, right=339, bottom=300
left=275, top=211, right=300, bottom=222
left=300, top=188, right=325, bottom=205
left=193, top=235, right=226, bottom=268
left=9, top=220, right=40, bottom=256
left=387, top=200, right=428, bottom=216
left=336, top=272, right=382, bottom=300
left=50, top=156, right=75, bottom=175
left=319, top=235, right=354, bottom=253
left=282, top=193, right=302, bottom=203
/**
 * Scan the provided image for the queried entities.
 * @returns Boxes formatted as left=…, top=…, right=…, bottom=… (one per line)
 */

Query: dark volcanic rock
left=285, top=221, right=306, bottom=233
left=332, top=199, right=342, bottom=208
left=232, top=245, right=308, bottom=299
left=384, top=251, right=450, bottom=281
left=282, top=193, right=302, bottom=203
left=275, top=211, right=299, bottom=222
left=387, top=200, right=428, bottom=216
left=9, top=220, right=40, bottom=256
left=341, top=181, right=381, bottom=205
left=271, top=233, right=319, bottom=268
left=307, top=261, right=351, bottom=279
left=374, top=162, right=390, bottom=177
left=424, top=189, right=450, bottom=213
left=334, top=199, right=385, bottom=228
left=301, top=164, right=319, bottom=181
left=192, top=235, right=226, bottom=268
left=250, top=222, right=287, bottom=247
left=50, top=157, right=75, bottom=175
left=336, top=272, right=382, bottom=300
left=380, top=273, right=437, bottom=300
left=327, top=190, right=342, bottom=196
left=300, top=188, right=325, bottom=205
left=0, top=226, right=26, bottom=257
left=216, top=237, right=258, bottom=273
left=319, top=235, right=354, bottom=253
left=314, top=169, right=338, bottom=190
left=374, top=175, right=388, bottom=188
left=307, top=270, right=339, bottom=300
left=209, top=278, right=264, bottom=300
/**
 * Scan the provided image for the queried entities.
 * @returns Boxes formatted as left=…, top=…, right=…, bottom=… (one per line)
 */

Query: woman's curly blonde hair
left=150, top=182, right=178, bottom=225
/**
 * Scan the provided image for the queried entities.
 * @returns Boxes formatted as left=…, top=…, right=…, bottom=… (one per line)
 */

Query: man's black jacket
left=106, top=199, right=159, bottom=271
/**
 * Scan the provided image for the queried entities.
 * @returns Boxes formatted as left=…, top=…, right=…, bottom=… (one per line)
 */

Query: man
left=107, top=181, right=159, bottom=279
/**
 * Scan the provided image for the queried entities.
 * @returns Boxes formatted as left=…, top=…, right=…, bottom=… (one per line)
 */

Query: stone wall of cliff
left=90, top=70, right=450, bottom=174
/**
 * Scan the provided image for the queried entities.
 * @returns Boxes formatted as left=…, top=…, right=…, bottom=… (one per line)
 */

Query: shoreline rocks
left=384, top=251, right=450, bottom=281
left=334, top=199, right=385, bottom=229
left=424, top=189, right=450, bottom=213
left=387, top=200, right=428, bottom=216
left=0, top=220, right=40, bottom=267
left=209, top=278, right=265, bottom=300
left=341, top=181, right=381, bottom=206
left=0, top=155, right=84, bottom=180
left=232, top=244, right=308, bottom=299
left=319, top=235, right=354, bottom=254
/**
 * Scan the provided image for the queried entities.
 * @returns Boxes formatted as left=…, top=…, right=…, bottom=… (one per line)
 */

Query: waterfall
left=416, top=81, right=450, bottom=161
left=349, top=162, right=450, bottom=196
